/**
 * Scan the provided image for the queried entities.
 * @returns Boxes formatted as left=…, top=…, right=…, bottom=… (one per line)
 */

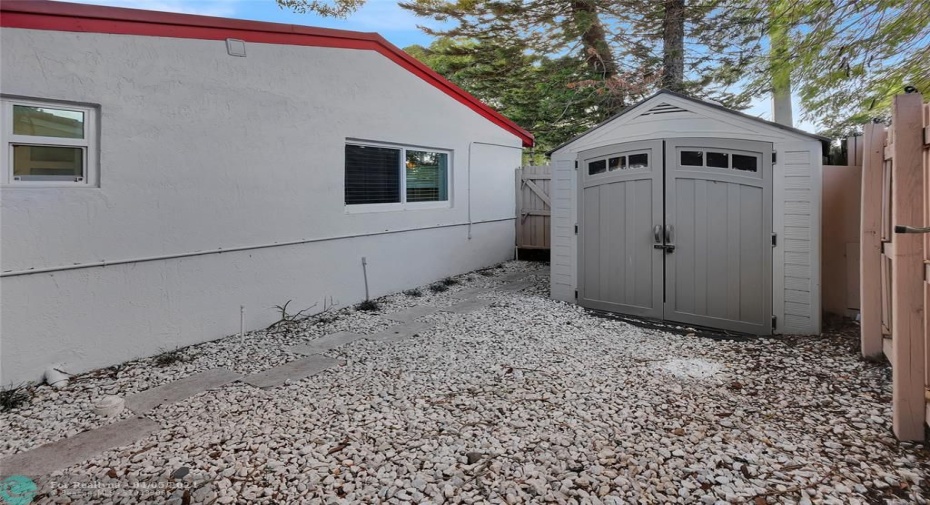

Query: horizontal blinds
left=345, top=145, right=401, bottom=205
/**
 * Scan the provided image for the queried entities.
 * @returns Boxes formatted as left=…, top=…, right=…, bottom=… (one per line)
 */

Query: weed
left=153, top=348, right=192, bottom=367
left=429, top=283, right=449, bottom=293
left=1, top=383, right=32, bottom=412
left=404, top=288, right=423, bottom=297
left=441, top=277, right=460, bottom=286
left=356, top=300, right=380, bottom=312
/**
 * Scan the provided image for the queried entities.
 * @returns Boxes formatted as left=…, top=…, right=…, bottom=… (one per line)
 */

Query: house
left=0, top=0, right=533, bottom=384
left=549, top=90, right=827, bottom=336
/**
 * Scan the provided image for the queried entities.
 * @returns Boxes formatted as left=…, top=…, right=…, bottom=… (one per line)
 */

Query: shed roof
left=550, top=89, right=829, bottom=155
left=0, top=0, right=534, bottom=147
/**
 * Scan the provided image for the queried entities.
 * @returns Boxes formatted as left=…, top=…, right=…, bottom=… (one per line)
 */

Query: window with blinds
left=345, top=145, right=401, bottom=204
left=345, top=143, right=450, bottom=207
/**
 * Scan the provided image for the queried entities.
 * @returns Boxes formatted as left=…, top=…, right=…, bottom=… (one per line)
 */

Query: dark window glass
left=628, top=153, right=648, bottom=169
left=732, top=154, right=758, bottom=172
left=681, top=151, right=703, bottom=166
left=608, top=157, right=623, bottom=171
left=345, top=145, right=401, bottom=204
left=588, top=160, right=607, bottom=175
left=707, top=152, right=729, bottom=168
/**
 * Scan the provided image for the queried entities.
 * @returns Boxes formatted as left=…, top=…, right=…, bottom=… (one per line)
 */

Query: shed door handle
left=664, top=225, right=675, bottom=253
left=653, top=225, right=663, bottom=244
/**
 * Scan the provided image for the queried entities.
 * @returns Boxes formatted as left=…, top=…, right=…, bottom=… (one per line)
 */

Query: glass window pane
left=13, top=145, right=84, bottom=181
left=406, top=150, right=448, bottom=202
left=628, top=153, right=648, bottom=169
left=13, top=105, right=85, bottom=139
left=588, top=159, right=606, bottom=175
left=707, top=152, right=729, bottom=168
left=681, top=151, right=703, bottom=166
left=608, top=157, right=622, bottom=171
left=732, top=154, right=758, bottom=172
left=345, top=145, right=401, bottom=204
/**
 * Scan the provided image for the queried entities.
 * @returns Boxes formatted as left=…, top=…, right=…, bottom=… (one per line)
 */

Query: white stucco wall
left=550, top=94, right=823, bottom=335
left=0, top=28, right=523, bottom=384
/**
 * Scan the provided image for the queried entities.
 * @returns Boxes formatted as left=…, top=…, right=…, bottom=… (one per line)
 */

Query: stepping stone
left=498, top=280, right=534, bottom=292
left=451, top=288, right=486, bottom=299
left=0, top=417, right=160, bottom=477
left=384, top=306, right=439, bottom=323
left=370, top=322, right=433, bottom=343
left=288, top=331, right=367, bottom=355
left=440, top=299, right=492, bottom=314
left=242, top=355, right=338, bottom=389
left=125, top=368, right=241, bottom=415
left=498, top=271, right=529, bottom=283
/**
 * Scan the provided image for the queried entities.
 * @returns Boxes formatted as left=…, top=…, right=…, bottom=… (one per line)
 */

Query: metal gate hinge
left=574, top=160, right=578, bottom=169
left=574, top=224, right=578, bottom=234
left=772, top=152, right=777, bottom=164
left=574, top=289, right=578, bottom=299
left=771, top=233, right=777, bottom=247
left=772, top=316, right=777, bottom=330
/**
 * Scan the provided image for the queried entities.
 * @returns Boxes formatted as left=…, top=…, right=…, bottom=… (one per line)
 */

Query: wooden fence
left=822, top=138, right=863, bottom=318
left=860, top=92, right=930, bottom=441
left=515, top=166, right=551, bottom=251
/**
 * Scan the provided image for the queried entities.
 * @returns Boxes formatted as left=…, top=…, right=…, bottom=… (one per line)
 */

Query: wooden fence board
left=860, top=124, right=885, bottom=358
left=515, top=165, right=551, bottom=250
left=889, top=92, right=926, bottom=440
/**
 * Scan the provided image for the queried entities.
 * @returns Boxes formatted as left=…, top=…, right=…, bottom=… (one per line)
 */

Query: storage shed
left=0, top=1, right=532, bottom=384
left=550, top=90, right=828, bottom=335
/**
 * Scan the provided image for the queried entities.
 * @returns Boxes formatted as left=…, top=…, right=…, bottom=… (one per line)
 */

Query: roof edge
left=549, top=89, right=828, bottom=155
left=0, top=0, right=534, bottom=147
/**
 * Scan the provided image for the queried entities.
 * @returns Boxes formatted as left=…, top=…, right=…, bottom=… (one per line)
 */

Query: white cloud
left=59, top=0, right=243, bottom=18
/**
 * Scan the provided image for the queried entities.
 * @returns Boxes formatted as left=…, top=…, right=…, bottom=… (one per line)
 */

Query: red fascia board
left=0, top=1, right=534, bottom=147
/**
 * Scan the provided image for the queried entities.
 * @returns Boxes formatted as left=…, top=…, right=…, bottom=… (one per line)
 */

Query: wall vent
left=226, top=39, right=247, bottom=57
left=638, top=102, right=690, bottom=116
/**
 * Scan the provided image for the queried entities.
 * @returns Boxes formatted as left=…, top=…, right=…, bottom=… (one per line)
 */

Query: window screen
left=406, top=150, right=448, bottom=202
left=345, top=145, right=401, bottom=204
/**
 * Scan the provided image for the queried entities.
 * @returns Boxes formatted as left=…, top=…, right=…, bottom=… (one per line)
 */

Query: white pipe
left=1, top=218, right=514, bottom=278
left=361, top=256, right=369, bottom=300
left=239, top=305, right=245, bottom=338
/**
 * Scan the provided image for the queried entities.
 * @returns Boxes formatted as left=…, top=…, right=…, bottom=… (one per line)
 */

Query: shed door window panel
left=589, top=152, right=649, bottom=175
left=680, top=149, right=759, bottom=173
left=3, top=100, right=94, bottom=185
left=345, top=143, right=450, bottom=206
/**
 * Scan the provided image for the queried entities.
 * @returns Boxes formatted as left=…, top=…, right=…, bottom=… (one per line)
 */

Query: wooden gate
left=515, top=166, right=551, bottom=251
left=860, top=92, right=930, bottom=440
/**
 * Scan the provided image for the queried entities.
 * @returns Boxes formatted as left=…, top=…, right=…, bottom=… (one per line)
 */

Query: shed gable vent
left=638, top=102, right=691, bottom=116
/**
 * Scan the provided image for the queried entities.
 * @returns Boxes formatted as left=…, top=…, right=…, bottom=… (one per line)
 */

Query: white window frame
left=344, top=140, right=452, bottom=213
left=1, top=97, right=98, bottom=187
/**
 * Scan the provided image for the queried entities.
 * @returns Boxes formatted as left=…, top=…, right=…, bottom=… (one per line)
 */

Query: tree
left=703, top=0, right=930, bottom=132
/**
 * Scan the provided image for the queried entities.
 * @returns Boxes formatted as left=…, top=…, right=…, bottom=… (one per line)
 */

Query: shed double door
left=578, top=138, right=773, bottom=335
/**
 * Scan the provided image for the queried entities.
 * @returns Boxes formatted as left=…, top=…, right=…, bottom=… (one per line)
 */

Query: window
left=732, top=154, right=758, bottom=172
left=345, top=143, right=449, bottom=207
left=608, top=156, right=624, bottom=171
left=2, top=98, right=97, bottom=186
left=681, top=150, right=703, bottom=166
left=588, top=159, right=607, bottom=175
left=628, top=153, right=648, bottom=169
left=706, top=151, right=729, bottom=168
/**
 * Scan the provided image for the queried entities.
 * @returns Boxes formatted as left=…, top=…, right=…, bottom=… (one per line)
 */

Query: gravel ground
left=3, top=260, right=928, bottom=504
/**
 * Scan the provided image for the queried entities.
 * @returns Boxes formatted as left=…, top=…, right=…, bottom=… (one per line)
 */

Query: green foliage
left=0, top=383, right=32, bottom=412
left=275, top=0, right=365, bottom=17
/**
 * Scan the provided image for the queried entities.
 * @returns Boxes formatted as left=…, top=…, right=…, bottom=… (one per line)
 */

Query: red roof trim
left=0, top=1, right=534, bottom=147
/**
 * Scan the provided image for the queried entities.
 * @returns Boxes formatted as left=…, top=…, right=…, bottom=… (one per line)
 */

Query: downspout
left=467, top=141, right=525, bottom=239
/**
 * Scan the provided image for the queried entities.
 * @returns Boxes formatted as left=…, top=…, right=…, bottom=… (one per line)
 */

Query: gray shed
left=549, top=90, right=829, bottom=335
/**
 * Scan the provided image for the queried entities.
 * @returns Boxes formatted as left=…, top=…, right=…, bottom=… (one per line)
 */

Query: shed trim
left=549, top=90, right=828, bottom=155
left=0, top=0, right=534, bottom=148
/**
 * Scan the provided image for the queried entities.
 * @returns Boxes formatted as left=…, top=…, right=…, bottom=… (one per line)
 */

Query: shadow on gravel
left=585, top=310, right=759, bottom=342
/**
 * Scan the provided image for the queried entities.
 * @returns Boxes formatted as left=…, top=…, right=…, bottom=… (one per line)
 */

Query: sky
left=62, top=0, right=818, bottom=134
